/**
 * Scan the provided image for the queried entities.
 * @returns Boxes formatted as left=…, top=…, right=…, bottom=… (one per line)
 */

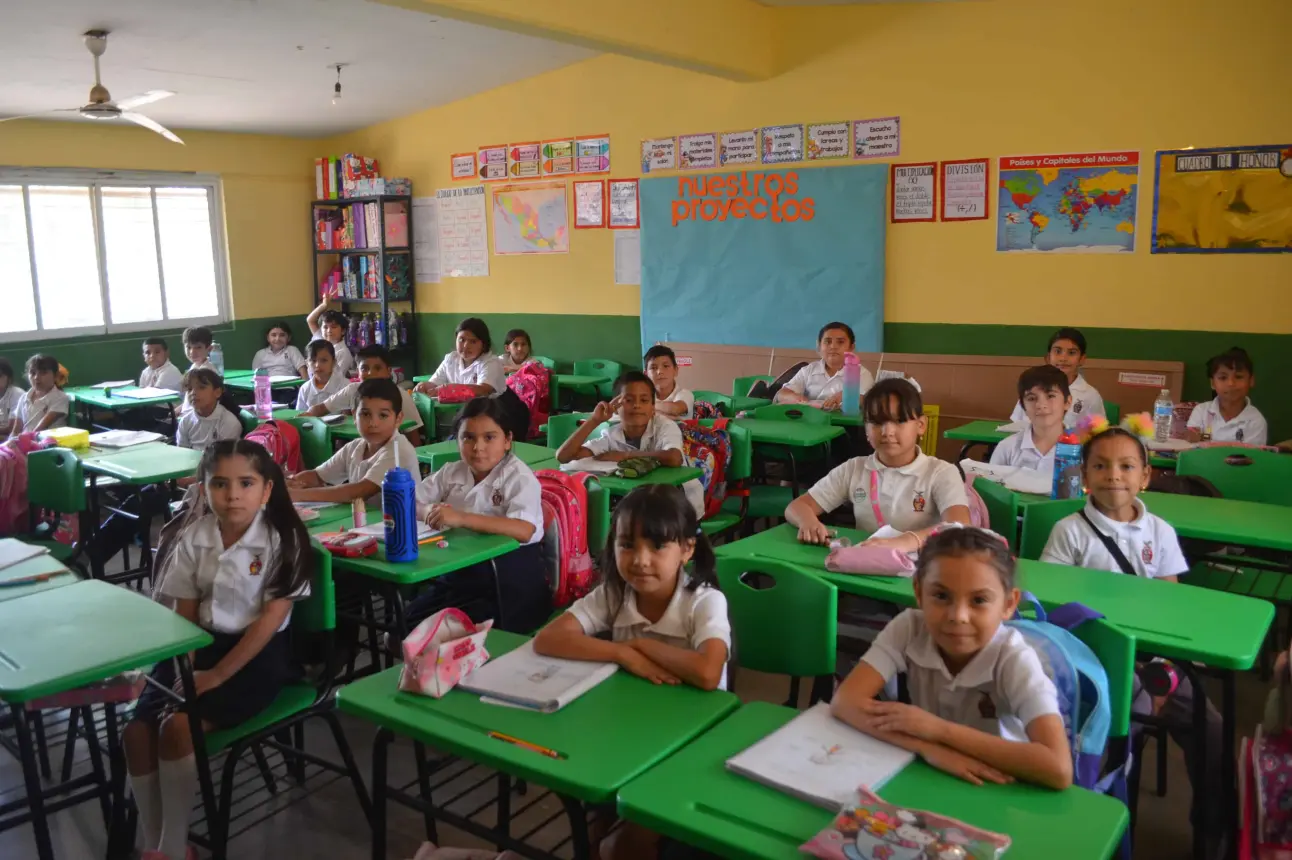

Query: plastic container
left=841, top=353, right=862, bottom=416
left=42, top=426, right=89, bottom=449
left=382, top=467, right=419, bottom=562
left=1051, top=431, right=1085, bottom=500
left=253, top=369, right=273, bottom=421
left=1153, top=388, right=1174, bottom=443
left=209, top=342, right=225, bottom=376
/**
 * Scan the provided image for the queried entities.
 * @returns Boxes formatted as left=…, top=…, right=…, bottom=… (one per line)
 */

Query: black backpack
left=747, top=361, right=809, bottom=401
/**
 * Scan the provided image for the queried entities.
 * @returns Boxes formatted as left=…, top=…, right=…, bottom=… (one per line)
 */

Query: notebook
left=995, top=421, right=1027, bottom=433
left=960, top=458, right=1052, bottom=495
left=88, top=430, right=164, bottom=449
left=459, top=640, right=618, bottom=713
left=114, top=387, right=176, bottom=400
left=268, top=375, right=300, bottom=383
left=559, top=458, right=618, bottom=475
left=725, top=702, right=914, bottom=809
left=89, top=379, right=135, bottom=391
left=0, top=539, right=50, bottom=572
left=349, top=522, right=440, bottom=542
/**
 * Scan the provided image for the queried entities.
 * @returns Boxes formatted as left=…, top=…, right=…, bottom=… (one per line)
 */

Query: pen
left=0, top=572, right=62, bottom=588
left=487, top=731, right=565, bottom=759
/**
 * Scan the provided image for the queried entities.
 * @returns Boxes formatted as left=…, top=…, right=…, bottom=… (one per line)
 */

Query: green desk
left=551, top=374, right=610, bottom=411
left=0, top=580, right=212, bottom=860
left=618, top=702, right=1128, bottom=860
left=592, top=465, right=703, bottom=496
left=730, top=394, right=772, bottom=413
left=415, top=440, right=558, bottom=472
left=272, top=407, right=302, bottom=421
left=734, top=419, right=845, bottom=449
left=327, top=415, right=419, bottom=442
left=219, top=369, right=257, bottom=379
left=947, top=420, right=1176, bottom=469
left=65, top=385, right=181, bottom=436
left=338, top=629, right=739, bottom=860
left=0, top=554, right=78, bottom=603
left=224, top=374, right=306, bottom=392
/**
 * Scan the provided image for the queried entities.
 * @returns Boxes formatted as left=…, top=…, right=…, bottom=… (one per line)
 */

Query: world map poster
left=491, top=183, right=569, bottom=255
left=996, top=151, right=1139, bottom=253
left=1152, top=145, right=1292, bottom=253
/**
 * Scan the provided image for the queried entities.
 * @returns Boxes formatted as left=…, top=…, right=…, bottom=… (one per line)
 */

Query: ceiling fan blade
left=122, top=111, right=184, bottom=145
left=115, top=89, right=175, bottom=111
left=0, top=108, right=81, bottom=123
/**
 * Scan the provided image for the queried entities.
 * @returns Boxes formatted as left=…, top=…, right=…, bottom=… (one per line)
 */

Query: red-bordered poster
left=573, top=180, right=607, bottom=228
left=608, top=178, right=639, bottom=229
left=890, top=162, right=937, bottom=223
left=450, top=152, right=476, bottom=181
left=940, top=158, right=990, bottom=221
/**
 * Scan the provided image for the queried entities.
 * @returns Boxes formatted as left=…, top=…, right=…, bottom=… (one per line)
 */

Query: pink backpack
left=0, top=443, right=30, bottom=536
left=535, top=469, right=594, bottom=607
left=245, top=420, right=303, bottom=474
left=506, top=362, right=551, bottom=440
left=963, top=473, right=990, bottom=528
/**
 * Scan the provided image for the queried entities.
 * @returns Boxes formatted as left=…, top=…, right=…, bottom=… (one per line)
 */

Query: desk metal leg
left=412, top=742, right=438, bottom=844
left=103, top=704, right=128, bottom=860
left=175, top=656, right=220, bottom=860
left=490, top=558, right=508, bottom=633
left=11, top=703, right=54, bottom=860
left=88, top=473, right=105, bottom=580
left=1187, top=663, right=1207, bottom=860
left=560, top=796, right=591, bottom=860
left=1222, top=669, right=1237, bottom=850
left=372, top=728, right=392, bottom=860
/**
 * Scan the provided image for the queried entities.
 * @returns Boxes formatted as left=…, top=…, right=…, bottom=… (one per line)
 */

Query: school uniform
left=568, top=575, right=732, bottom=689
left=1010, top=374, right=1104, bottom=426
left=314, top=432, right=418, bottom=501
left=139, top=361, right=183, bottom=392
left=988, top=428, right=1057, bottom=474
left=176, top=404, right=243, bottom=453
left=14, top=387, right=70, bottom=432
left=807, top=451, right=968, bottom=534
left=779, top=359, right=874, bottom=402
left=253, top=345, right=306, bottom=378
left=1186, top=397, right=1268, bottom=446
left=429, top=351, right=507, bottom=394
left=656, top=385, right=695, bottom=420
left=0, top=385, right=25, bottom=433
left=139, top=511, right=308, bottom=728
left=311, top=336, right=355, bottom=382
left=862, top=608, right=1060, bottom=742
left=321, top=381, right=424, bottom=430
left=294, top=372, right=348, bottom=411
left=1040, top=498, right=1188, bottom=579
left=501, top=355, right=527, bottom=373
left=188, top=359, right=215, bottom=375
left=587, top=415, right=705, bottom=518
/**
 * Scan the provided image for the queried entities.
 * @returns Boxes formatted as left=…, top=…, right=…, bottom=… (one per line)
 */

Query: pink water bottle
left=841, top=353, right=862, bottom=416
left=253, top=369, right=273, bottom=421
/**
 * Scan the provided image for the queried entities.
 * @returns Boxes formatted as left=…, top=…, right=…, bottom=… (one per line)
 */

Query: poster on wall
left=575, top=134, right=611, bottom=174
left=507, top=142, right=542, bottom=179
left=940, top=158, right=989, bottom=221
left=608, top=179, right=640, bottom=228
left=411, top=197, right=441, bottom=283
left=853, top=117, right=901, bottom=159
left=573, top=180, right=606, bottom=228
left=1152, top=145, right=1292, bottom=253
left=614, top=230, right=641, bottom=285
left=678, top=133, right=718, bottom=170
left=719, top=130, right=759, bottom=166
left=762, top=125, right=804, bottom=164
left=450, top=153, right=476, bottom=181
left=491, top=183, right=569, bottom=255
left=891, top=163, right=936, bottom=222
left=435, top=186, right=489, bottom=277
left=807, top=121, right=850, bottom=160
left=542, top=139, right=576, bottom=176
left=641, top=137, right=677, bottom=173
left=477, top=144, right=507, bottom=181
left=996, top=151, right=1140, bottom=253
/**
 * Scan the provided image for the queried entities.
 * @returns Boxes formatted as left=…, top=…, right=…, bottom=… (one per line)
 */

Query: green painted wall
left=415, top=313, right=645, bottom=371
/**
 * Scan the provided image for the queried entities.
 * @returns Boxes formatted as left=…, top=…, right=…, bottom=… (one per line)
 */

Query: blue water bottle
left=1050, top=430, right=1085, bottom=500
left=382, top=467, right=419, bottom=562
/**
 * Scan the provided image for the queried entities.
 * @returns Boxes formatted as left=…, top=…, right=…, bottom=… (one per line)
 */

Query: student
left=643, top=345, right=694, bottom=420
left=177, top=369, right=243, bottom=453
left=294, top=340, right=347, bottom=411
left=139, top=338, right=183, bottom=391
left=990, top=366, right=1071, bottom=473
left=301, top=344, right=423, bottom=445
left=1187, top=347, right=1267, bottom=446
left=787, top=379, right=970, bottom=551
left=556, top=371, right=705, bottom=519
left=124, top=440, right=311, bottom=860
left=0, top=358, right=25, bottom=437
left=413, top=317, right=506, bottom=397
left=405, top=397, right=550, bottom=633
left=287, top=378, right=416, bottom=504
left=832, top=527, right=1071, bottom=789
left=1009, top=327, right=1104, bottom=426
left=7, top=354, right=69, bottom=439
left=501, top=328, right=532, bottom=374
left=252, top=320, right=308, bottom=379
left=182, top=326, right=215, bottom=373
left=306, top=299, right=355, bottom=381
left=775, top=321, right=873, bottom=411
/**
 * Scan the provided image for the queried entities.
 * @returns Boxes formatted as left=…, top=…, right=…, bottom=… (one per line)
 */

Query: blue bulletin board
left=639, top=164, right=887, bottom=351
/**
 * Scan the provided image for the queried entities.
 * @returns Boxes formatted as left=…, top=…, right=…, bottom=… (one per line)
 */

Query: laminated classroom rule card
left=477, top=145, right=507, bottom=181
left=719, top=129, right=759, bottom=166
left=608, top=179, right=640, bottom=228
left=940, top=158, right=990, bottom=221
left=542, top=139, right=576, bottom=176
left=762, top=125, right=805, bottom=164
left=507, top=142, right=542, bottom=179
left=806, top=121, right=850, bottom=160
left=435, top=186, right=489, bottom=277
left=890, top=162, right=937, bottom=222
left=450, top=152, right=476, bottom=181
left=678, top=132, right=718, bottom=170
left=573, top=180, right=606, bottom=228
left=853, top=117, right=902, bottom=159
left=641, top=137, right=677, bottom=173
left=575, top=134, right=611, bottom=174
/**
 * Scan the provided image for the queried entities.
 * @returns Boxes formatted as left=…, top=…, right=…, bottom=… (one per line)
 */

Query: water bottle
left=841, top=352, right=862, bottom=416
left=382, top=467, right=419, bottom=562
left=253, top=368, right=273, bottom=421
left=1051, top=431, right=1084, bottom=500
left=1153, top=388, right=1174, bottom=443
left=209, top=341, right=225, bottom=376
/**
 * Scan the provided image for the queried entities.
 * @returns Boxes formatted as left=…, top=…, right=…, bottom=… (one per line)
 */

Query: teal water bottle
left=382, top=467, right=418, bottom=562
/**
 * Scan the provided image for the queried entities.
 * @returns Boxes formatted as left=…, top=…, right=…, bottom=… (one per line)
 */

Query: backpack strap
left=1078, top=509, right=1137, bottom=576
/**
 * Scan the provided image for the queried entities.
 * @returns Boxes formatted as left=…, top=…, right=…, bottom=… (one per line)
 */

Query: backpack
left=692, top=400, right=721, bottom=420
left=747, top=361, right=808, bottom=401
left=679, top=418, right=733, bottom=519
left=961, top=473, right=991, bottom=529
left=244, top=420, right=303, bottom=474
left=535, top=469, right=595, bottom=607
left=506, top=361, right=551, bottom=440
left=0, top=442, right=30, bottom=536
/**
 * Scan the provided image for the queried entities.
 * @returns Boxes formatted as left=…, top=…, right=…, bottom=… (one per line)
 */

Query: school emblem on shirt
left=1073, top=400, right=1084, bottom=413
left=912, top=491, right=926, bottom=513
left=249, top=554, right=263, bottom=577
left=1141, top=543, right=1153, bottom=564
left=853, top=487, right=867, bottom=502
left=491, top=489, right=504, bottom=507
left=978, top=693, right=997, bottom=719
left=1236, top=428, right=1245, bottom=442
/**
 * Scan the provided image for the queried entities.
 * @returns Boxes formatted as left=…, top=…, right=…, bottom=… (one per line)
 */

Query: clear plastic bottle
left=841, top=353, right=862, bottom=416
left=253, top=368, right=273, bottom=421
left=208, top=342, right=225, bottom=376
left=1153, top=388, right=1174, bottom=443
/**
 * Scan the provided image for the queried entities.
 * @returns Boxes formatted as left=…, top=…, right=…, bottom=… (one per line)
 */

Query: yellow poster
left=1153, top=145, right=1292, bottom=253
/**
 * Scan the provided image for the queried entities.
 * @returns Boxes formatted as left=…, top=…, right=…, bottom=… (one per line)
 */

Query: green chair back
left=530, top=355, right=557, bottom=371
left=694, top=419, right=752, bottom=482
left=751, top=403, right=831, bottom=426
left=294, top=417, right=334, bottom=470
left=572, top=359, right=623, bottom=399
left=412, top=391, right=437, bottom=431
left=973, top=477, right=1020, bottom=551
left=1019, top=498, right=1084, bottom=560
left=1177, top=446, right=1292, bottom=507
left=238, top=409, right=259, bottom=435
left=716, top=556, right=837, bottom=678
left=295, top=543, right=336, bottom=635
left=693, top=390, right=733, bottom=417
left=586, top=478, right=611, bottom=555
left=546, top=413, right=591, bottom=450
left=27, top=449, right=87, bottom=513
left=733, top=375, right=773, bottom=398
left=1070, top=616, right=1135, bottom=739
left=1103, top=402, right=1120, bottom=424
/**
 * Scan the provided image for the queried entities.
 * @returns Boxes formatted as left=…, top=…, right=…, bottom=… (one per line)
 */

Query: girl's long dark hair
left=199, top=440, right=312, bottom=601
left=596, top=485, right=716, bottom=616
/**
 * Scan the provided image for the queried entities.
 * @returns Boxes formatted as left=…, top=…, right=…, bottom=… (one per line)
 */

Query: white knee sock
left=127, top=770, right=163, bottom=850
left=157, top=753, right=198, bottom=860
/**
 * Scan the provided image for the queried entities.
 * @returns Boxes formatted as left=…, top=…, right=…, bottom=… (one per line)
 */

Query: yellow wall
left=0, top=120, right=314, bottom=320
left=335, top=0, right=1292, bottom=334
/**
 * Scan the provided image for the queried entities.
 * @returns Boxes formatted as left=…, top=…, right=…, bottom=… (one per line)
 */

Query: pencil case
left=801, top=787, right=1010, bottom=860
left=398, top=608, right=493, bottom=698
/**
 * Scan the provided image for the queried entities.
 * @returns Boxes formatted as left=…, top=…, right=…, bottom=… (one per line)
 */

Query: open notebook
left=88, top=430, right=164, bottom=449
left=726, top=702, right=914, bottom=809
left=114, top=387, right=176, bottom=400
left=0, top=539, right=50, bottom=573
left=349, top=522, right=440, bottom=542
left=459, top=640, right=618, bottom=713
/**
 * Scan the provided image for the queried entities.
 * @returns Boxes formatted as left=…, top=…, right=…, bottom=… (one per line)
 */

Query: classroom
left=1, top=0, right=1290, bottom=858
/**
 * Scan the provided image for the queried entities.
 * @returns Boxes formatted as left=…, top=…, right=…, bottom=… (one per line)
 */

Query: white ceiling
left=0, top=0, right=595, bottom=137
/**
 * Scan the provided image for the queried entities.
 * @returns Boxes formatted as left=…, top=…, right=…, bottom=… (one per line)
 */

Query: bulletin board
left=638, top=164, right=887, bottom=351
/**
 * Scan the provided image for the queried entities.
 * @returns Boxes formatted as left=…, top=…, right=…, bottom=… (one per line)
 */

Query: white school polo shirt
left=15, top=388, right=70, bottom=432
left=862, top=609, right=1060, bottom=742
left=311, top=336, right=355, bottom=382
left=177, top=404, right=242, bottom=453
left=778, top=359, right=874, bottom=402
left=1010, top=374, right=1104, bottom=426
left=295, top=372, right=348, bottom=411
left=568, top=575, right=732, bottom=689
left=1040, top=498, right=1188, bottom=579
left=656, top=385, right=695, bottom=420
left=1186, top=397, right=1267, bottom=447
left=253, top=346, right=306, bottom=378
left=139, top=361, right=183, bottom=392
left=322, top=382, right=424, bottom=430
left=430, top=351, right=507, bottom=394
left=415, top=454, right=544, bottom=545
left=807, top=452, right=967, bottom=534
left=159, top=511, right=308, bottom=634
left=188, top=359, right=215, bottom=375
left=989, top=428, right=1056, bottom=474
left=587, top=415, right=705, bottom=518
left=0, top=385, right=25, bottom=433
left=315, top=433, right=418, bottom=500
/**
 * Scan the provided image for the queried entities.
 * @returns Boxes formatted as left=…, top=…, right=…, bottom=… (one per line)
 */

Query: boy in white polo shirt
left=1186, top=346, right=1267, bottom=446
left=991, top=365, right=1071, bottom=474
left=776, top=321, right=874, bottom=412
left=1009, top=327, right=1105, bottom=426
left=301, top=344, right=423, bottom=445
left=643, top=345, right=694, bottom=420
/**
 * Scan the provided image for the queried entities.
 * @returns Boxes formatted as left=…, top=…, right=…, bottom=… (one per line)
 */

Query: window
left=0, top=169, right=229, bottom=341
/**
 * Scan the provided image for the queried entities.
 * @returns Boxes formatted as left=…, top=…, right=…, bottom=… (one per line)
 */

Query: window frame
left=0, top=167, right=231, bottom=344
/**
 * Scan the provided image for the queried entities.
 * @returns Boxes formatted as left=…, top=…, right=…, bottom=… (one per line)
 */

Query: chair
left=529, top=355, right=557, bottom=371
left=412, top=391, right=437, bottom=432
left=1019, top=498, right=1084, bottom=560
left=571, top=359, right=623, bottom=401
left=1104, top=402, right=1121, bottom=425
left=692, top=390, right=733, bottom=417
left=716, top=556, right=837, bottom=706
left=921, top=405, right=940, bottom=457
left=237, top=409, right=259, bottom=436
left=1177, top=447, right=1292, bottom=507
left=749, top=403, right=833, bottom=500
left=701, top=421, right=751, bottom=540
left=973, top=477, right=1020, bottom=551
left=291, top=417, right=334, bottom=470
left=545, top=413, right=591, bottom=451
left=22, top=448, right=90, bottom=570
left=733, top=375, right=773, bottom=398
left=586, top=478, right=611, bottom=555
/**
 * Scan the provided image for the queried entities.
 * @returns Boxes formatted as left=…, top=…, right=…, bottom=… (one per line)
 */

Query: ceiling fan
left=0, top=30, right=183, bottom=144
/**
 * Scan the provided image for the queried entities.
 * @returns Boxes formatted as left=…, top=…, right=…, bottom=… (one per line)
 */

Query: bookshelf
left=310, top=194, right=417, bottom=370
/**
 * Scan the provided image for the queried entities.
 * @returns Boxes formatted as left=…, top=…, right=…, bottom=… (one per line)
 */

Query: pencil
left=487, top=731, right=565, bottom=759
